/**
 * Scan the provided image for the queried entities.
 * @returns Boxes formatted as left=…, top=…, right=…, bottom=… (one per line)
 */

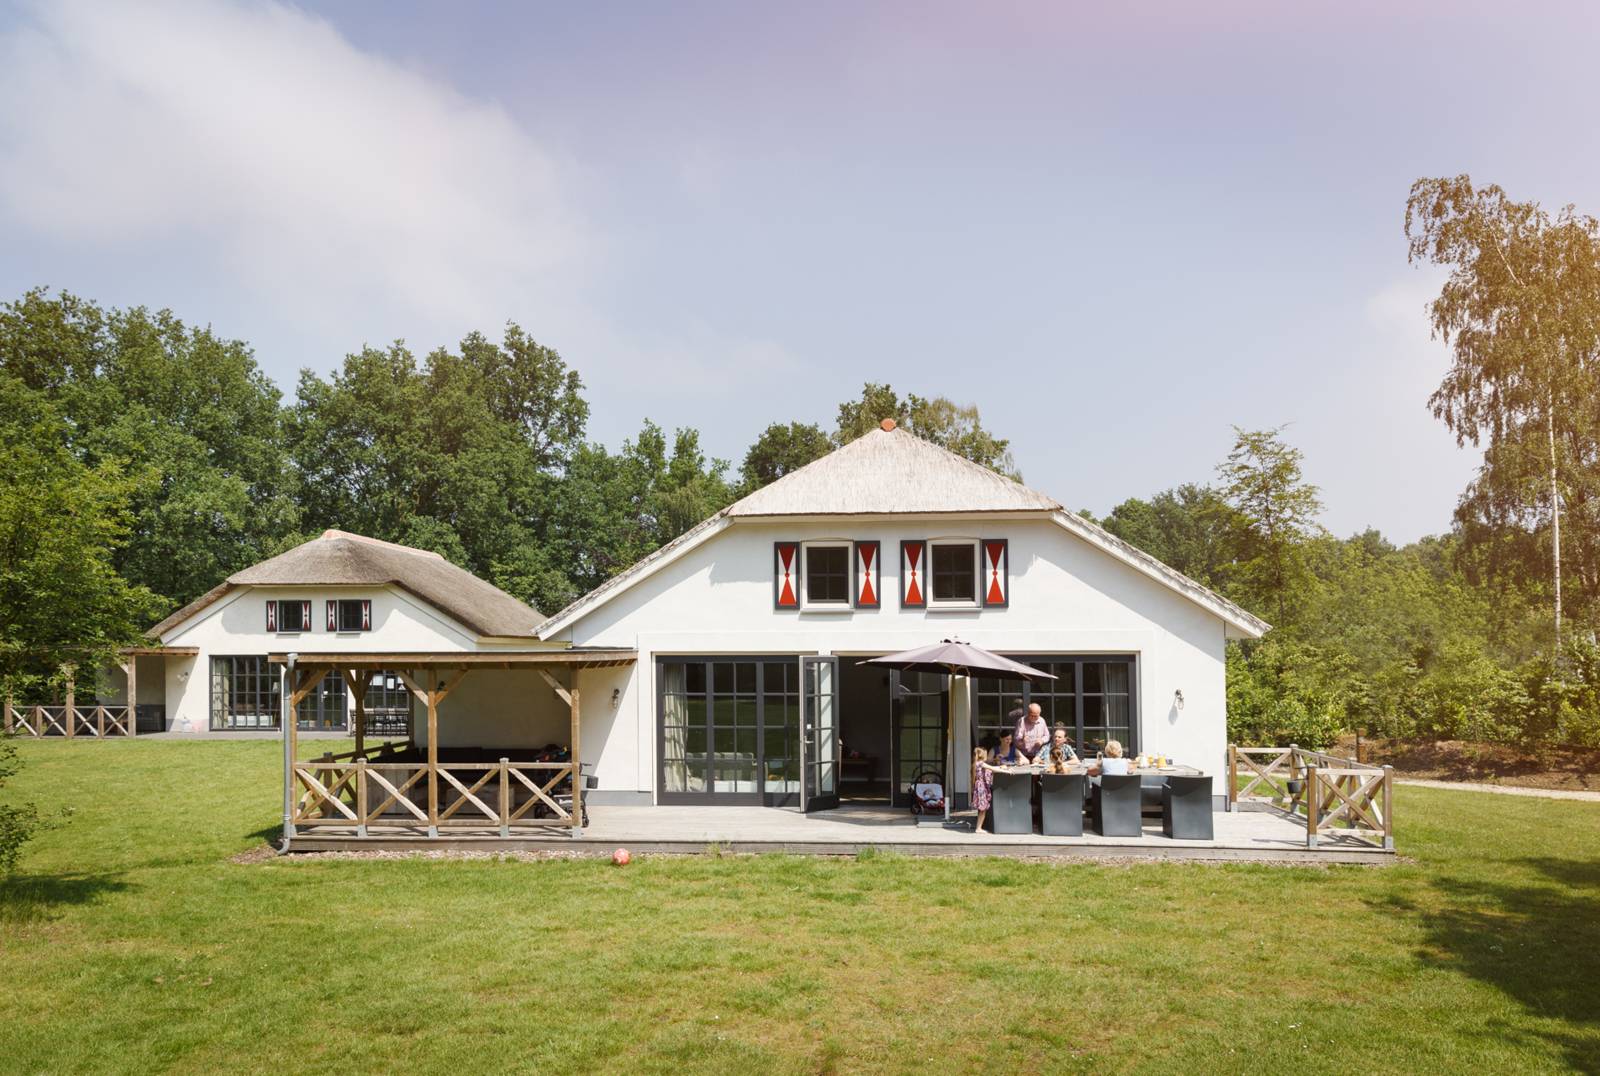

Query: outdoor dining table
left=985, top=763, right=1207, bottom=837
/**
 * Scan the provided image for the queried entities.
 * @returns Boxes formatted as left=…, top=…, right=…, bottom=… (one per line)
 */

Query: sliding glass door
left=658, top=657, right=802, bottom=806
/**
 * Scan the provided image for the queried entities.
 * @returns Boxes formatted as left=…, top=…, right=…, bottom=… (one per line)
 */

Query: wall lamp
left=611, top=687, right=621, bottom=709
left=1173, top=689, right=1185, bottom=711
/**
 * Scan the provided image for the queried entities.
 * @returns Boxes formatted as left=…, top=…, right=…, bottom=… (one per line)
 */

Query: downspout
left=279, top=652, right=297, bottom=853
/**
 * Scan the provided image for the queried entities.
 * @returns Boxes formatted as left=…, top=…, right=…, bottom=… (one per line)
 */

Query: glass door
left=802, top=656, right=839, bottom=812
left=892, top=670, right=949, bottom=807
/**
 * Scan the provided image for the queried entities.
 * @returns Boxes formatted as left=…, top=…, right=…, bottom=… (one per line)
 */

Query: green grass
left=1, top=739, right=1597, bottom=1073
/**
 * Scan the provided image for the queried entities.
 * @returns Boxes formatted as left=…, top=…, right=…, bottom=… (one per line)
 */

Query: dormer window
left=267, top=599, right=312, bottom=633
left=928, top=541, right=979, bottom=606
left=802, top=542, right=851, bottom=608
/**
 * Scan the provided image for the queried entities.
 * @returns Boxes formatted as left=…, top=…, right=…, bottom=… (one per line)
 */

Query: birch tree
left=1405, top=176, right=1600, bottom=651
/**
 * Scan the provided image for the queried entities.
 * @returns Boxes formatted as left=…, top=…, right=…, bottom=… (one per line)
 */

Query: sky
left=3, top=0, right=1597, bottom=542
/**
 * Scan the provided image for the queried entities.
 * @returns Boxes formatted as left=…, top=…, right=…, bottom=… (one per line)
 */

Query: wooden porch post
left=63, top=665, right=75, bottom=738
left=126, top=658, right=138, bottom=737
left=3, top=690, right=11, bottom=734
left=1304, top=764, right=1319, bottom=848
left=343, top=667, right=367, bottom=758
left=570, top=684, right=582, bottom=835
left=426, top=675, right=439, bottom=838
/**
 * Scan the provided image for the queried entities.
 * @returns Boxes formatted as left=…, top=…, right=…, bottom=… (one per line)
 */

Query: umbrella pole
left=945, top=670, right=954, bottom=823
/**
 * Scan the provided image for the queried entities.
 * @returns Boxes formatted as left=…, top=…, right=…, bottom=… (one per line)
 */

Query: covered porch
left=272, top=649, right=635, bottom=844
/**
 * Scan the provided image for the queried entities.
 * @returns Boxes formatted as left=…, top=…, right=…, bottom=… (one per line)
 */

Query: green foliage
left=1100, top=484, right=1236, bottom=586
left=0, top=289, right=298, bottom=606
left=0, top=738, right=39, bottom=873
left=833, top=382, right=1019, bottom=478
left=0, top=373, right=165, bottom=695
left=738, top=421, right=832, bottom=493
left=1216, top=426, right=1324, bottom=627
left=1406, top=175, right=1600, bottom=634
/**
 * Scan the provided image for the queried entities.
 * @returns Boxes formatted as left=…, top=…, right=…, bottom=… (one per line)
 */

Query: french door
left=892, top=670, right=949, bottom=808
left=801, top=656, right=839, bottom=813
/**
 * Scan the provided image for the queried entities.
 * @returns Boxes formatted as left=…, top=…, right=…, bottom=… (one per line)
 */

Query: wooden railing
left=291, top=758, right=578, bottom=835
left=4, top=704, right=133, bottom=738
left=1227, top=744, right=1394, bottom=850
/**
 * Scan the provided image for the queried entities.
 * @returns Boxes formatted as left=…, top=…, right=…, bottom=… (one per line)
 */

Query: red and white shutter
left=326, top=600, right=337, bottom=631
left=360, top=600, right=372, bottom=630
left=853, top=541, right=880, bottom=609
left=266, top=601, right=277, bottom=632
left=774, top=542, right=800, bottom=609
left=300, top=600, right=312, bottom=632
left=900, top=540, right=926, bottom=608
left=981, top=539, right=1009, bottom=608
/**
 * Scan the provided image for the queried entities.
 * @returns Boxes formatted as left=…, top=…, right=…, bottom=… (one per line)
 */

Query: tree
left=739, top=421, right=832, bottom=493
left=1216, top=426, right=1323, bottom=628
left=1405, top=176, right=1600, bottom=649
left=0, top=289, right=299, bottom=606
left=1099, top=483, right=1237, bottom=586
left=832, top=382, right=1019, bottom=478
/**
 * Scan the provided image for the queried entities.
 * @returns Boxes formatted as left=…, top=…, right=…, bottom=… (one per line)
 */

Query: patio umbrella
left=862, top=641, right=1055, bottom=823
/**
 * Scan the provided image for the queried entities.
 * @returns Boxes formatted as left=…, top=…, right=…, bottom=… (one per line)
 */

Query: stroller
left=908, top=768, right=946, bottom=818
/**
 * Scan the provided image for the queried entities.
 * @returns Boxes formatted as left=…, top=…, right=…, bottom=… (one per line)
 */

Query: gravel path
left=1397, top=778, right=1600, bottom=802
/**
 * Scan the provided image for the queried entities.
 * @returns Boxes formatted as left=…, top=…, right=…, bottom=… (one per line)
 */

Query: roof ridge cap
left=320, top=529, right=445, bottom=560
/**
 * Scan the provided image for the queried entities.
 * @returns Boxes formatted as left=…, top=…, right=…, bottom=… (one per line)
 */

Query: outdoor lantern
left=1174, top=689, right=1185, bottom=711
left=611, top=687, right=621, bottom=709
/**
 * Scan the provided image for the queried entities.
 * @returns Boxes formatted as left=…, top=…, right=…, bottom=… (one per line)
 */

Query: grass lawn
left=1, top=739, right=1597, bottom=1073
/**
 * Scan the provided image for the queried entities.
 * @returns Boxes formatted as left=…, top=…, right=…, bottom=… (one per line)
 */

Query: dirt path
left=1396, top=778, right=1600, bottom=802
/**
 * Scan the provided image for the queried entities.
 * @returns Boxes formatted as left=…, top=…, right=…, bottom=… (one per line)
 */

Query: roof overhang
left=119, top=646, right=200, bottom=657
left=265, top=649, right=637, bottom=670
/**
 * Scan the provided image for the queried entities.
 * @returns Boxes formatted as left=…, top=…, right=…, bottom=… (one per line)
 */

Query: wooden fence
left=291, top=755, right=578, bottom=836
left=4, top=703, right=134, bottom=738
left=1227, top=744, right=1394, bottom=850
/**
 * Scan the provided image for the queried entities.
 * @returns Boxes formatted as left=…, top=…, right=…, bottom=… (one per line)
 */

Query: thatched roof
left=150, top=531, right=543, bottom=640
left=728, top=426, right=1060, bottom=516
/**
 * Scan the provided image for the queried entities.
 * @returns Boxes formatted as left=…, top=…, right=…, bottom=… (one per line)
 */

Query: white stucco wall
left=156, top=585, right=488, bottom=734
left=552, top=516, right=1236, bottom=800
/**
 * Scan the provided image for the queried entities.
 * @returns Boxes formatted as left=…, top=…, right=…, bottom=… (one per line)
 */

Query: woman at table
left=990, top=729, right=1022, bottom=767
left=1089, top=739, right=1130, bottom=776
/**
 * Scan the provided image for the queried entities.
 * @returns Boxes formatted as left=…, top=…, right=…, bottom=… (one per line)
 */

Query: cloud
left=0, top=0, right=597, bottom=347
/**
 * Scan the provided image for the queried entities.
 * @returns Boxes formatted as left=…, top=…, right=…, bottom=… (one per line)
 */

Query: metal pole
left=281, top=653, right=297, bottom=850
left=944, top=670, right=954, bottom=823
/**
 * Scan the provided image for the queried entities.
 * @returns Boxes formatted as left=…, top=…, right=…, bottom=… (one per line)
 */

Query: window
left=269, top=599, right=311, bottom=633
left=659, top=657, right=800, bottom=804
left=972, top=656, right=1136, bottom=757
left=332, top=599, right=370, bottom=632
left=803, top=543, right=850, bottom=606
left=210, top=656, right=280, bottom=730
left=296, top=670, right=348, bottom=730
left=363, top=671, right=413, bottom=737
left=929, top=541, right=978, bottom=605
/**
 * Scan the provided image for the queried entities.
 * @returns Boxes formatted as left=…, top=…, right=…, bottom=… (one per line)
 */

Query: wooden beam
left=266, top=650, right=636, bottom=668
left=537, top=668, right=573, bottom=707
left=570, top=686, right=582, bottom=833
left=126, top=659, right=138, bottom=738
left=432, top=668, right=469, bottom=706
left=289, top=665, right=329, bottom=708
left=63, top=665, right=75, bottom=739
left=426, top=683, right=439, bottom=837
left=344, top=667, right=367, bottom=758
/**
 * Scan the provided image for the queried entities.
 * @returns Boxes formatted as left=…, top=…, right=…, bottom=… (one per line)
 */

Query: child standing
left=971, top=746, right=995, bottom=834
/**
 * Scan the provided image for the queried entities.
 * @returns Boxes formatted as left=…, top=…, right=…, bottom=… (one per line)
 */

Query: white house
left=110, top=420, right=1268, bottom=835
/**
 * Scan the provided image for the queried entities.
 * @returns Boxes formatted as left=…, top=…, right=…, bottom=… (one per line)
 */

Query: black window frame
left=658, top=656, right=801, bottom=806
left=210, top=655, right=281, bottom=731
left=802, top=543, right=851, bottom=607
left=334, top=599, right=368, bottom=633
left=928, top=540, right=978, bottom=605
left=362, top=670, right=414, bottom=737
left=296, top=669, right=348, bottom=730
left=972, top=654, right=1139, bottom=758
left=271, top=599, right=312, bottom=633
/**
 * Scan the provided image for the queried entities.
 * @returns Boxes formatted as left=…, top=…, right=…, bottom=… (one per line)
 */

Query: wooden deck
left=284, top=802, right=1393, bottom=864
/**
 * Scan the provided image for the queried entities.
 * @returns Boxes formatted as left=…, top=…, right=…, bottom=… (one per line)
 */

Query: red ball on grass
left=612, top=848, right=632, bottom=866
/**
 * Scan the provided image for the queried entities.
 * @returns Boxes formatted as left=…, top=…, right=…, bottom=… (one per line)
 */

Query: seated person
left=1088, top=739, right=1130, bottom=776
left=1044, top=723, right=1079, bottom=765
left=989, top=730, right=1022, bottom=767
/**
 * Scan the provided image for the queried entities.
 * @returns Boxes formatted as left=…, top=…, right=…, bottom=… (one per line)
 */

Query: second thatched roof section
left=150, top=530, right=544, bottom=640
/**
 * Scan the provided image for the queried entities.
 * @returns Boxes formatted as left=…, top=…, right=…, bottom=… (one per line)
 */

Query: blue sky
left=3, top=1, right=1597, bottom=541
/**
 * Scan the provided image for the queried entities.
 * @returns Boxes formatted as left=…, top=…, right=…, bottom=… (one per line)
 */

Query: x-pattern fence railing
left=1228, top=744, right=1394, bottom=850
left=4, top=704, right=133, bottom=738
left=292, top=758, right=576, bottom=836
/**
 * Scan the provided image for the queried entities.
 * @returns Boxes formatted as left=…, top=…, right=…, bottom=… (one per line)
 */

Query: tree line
left=2, top=174, right=1597, bottom=755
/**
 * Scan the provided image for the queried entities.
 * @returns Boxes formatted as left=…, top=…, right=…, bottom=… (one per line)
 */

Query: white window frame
left=799, top=540, right=853, bottom=611
left=927, top=539, right=981, bottom=609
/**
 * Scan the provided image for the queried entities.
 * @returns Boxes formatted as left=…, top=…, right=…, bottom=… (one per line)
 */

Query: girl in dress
left=971, top=746, right=995, bottom=834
